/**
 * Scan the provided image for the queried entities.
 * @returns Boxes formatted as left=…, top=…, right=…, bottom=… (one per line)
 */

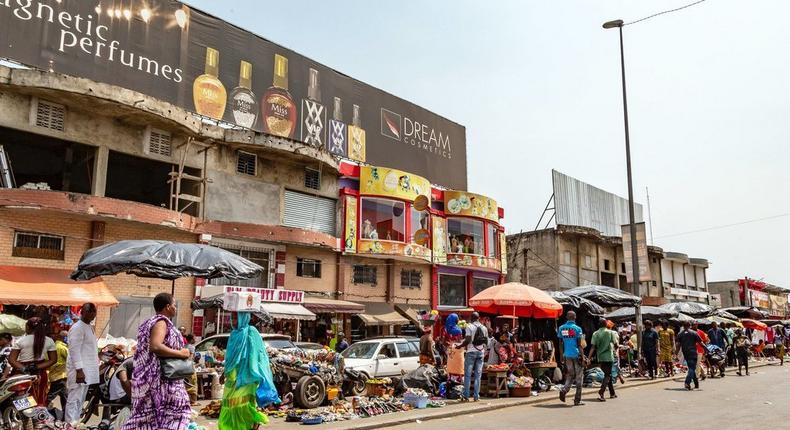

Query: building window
left=12, top=231, right=64, bottom=260
left=304, top=167, right=321, bottom=190
left=296, top=258, right=322, bottom=278
left=473, top=278, right=496, bottom=297
left=621, top=263, right=626, bottom=273
left=604, top=259, right=611, bottom=271
left=236, top=151, right=257, bottom=176
left=486, top=224, right=499, bottom=258
left=563, top=251, right=571, bottom=265
left=439, top=274, right=466, bottom=307
left=447, top=217, right=484, bottom=255
left=409, top=207, right=429, bottom=245
left=353, top=265, right=377, bottom=285
left=145, top=127, right=172, bottom=157
left=584, top=255, right=592, bottom=268
left=208, top=248, right=270, bottom=288
left=360, top=197, right=405, bottom=242
left=34, top=99, right=65, bottom=131
left=400, top=269, right=422, bottom=289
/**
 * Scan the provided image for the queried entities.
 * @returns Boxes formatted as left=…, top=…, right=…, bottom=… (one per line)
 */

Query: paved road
left=388, top=363, right=790, bottom=430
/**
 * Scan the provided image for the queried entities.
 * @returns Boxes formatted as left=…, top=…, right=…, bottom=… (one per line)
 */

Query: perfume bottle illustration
left=348, top=104, right=366, bottom=162
left=300, top=68, right=326, bottom=148
left=327, top=97, right=346, bottom=157
left=230, top=61, right=258, bottom=129
left=262, top=54, right=296, bottom=138
left=193, top=47, right=227, bottom=120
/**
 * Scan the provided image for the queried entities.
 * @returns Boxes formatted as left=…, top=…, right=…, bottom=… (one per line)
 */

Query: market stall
left=658, top=301, right=714, bottom=318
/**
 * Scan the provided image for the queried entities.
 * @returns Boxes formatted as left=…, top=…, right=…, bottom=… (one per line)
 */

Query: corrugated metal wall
left=552, top=169, right=644, bottom=237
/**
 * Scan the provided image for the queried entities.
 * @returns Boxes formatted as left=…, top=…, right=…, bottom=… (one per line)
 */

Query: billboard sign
left=621, top=222, right=651, bottom=283
left=0, top=0, right=467, bottom=189
left=553, top=170, right=644, bottom=237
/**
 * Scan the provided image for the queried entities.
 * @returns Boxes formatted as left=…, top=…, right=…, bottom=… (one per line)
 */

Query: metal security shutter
left=284, top=190, right=336, bottom=236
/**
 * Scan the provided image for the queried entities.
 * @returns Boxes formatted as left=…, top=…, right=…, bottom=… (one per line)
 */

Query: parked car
left=295, top=342, right=325, bottom=351
left=195, top=333, right=298, bottom=355
left=340, top=337, right=421, bottom=379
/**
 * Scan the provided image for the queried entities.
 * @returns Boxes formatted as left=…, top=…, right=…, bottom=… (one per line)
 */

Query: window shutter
left=34, top=100, right=65, bottom=131
left=283, top=190, right=336, bottom=236
left=146, top=128, right=172, bottom=157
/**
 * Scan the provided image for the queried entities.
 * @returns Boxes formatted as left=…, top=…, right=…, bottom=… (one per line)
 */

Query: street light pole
left=604, top=19, right=642, bottom=357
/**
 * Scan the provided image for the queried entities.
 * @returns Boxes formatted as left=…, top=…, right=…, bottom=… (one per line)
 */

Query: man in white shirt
left=65, top=303, right=99, bottom=423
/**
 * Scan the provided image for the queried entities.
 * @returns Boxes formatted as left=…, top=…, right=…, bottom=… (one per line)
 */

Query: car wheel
left=295, top=375, right=325, bottom=409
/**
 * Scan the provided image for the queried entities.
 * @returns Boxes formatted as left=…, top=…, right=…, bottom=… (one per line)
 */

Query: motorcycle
left=80, top=345, right=126, bottom=424
left=342, top=367, right=367, bottom=397
left=0, top=374, right=38, bottom=430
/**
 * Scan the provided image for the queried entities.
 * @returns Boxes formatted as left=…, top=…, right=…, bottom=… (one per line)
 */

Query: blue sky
left=186, top=0, right=790, bottom=287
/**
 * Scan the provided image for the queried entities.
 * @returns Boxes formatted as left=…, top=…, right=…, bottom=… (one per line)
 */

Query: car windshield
left=266, top=339, right=296, bottom=349
left=342, top=342, right=378, bottom=359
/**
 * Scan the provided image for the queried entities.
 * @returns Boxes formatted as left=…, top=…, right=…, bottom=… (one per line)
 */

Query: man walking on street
left=456, top=312, right=488, bottom=402
left=557, top=311, right=585, bottom=406
left=675, top=321, right=704, bottom=390
left=65, top=303, right=99, bottom=423
left=47, top=330, right=69, bottom=411
left=588, top=318, right=617, bottom=402
left=641, top=320, right=659, bottom=379
left=724, top=323, right=736, bottom=367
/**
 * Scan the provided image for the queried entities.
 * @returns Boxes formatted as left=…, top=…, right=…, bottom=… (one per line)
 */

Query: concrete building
left=507, top=225, right=710, bottom=305
left=709, top=279, right=789, bottom=317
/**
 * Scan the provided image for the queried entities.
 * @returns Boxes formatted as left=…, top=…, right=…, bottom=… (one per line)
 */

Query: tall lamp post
left=603, top=19, right=643, bottom=355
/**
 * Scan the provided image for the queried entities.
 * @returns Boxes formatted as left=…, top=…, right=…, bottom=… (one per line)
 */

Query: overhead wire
left=624, top=0, right=708, bottom=26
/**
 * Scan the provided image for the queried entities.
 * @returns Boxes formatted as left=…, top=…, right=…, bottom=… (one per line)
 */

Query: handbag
left=160, top=357, right=194, bottom=380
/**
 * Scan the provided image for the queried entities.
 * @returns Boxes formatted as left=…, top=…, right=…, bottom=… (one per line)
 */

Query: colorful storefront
left=339, top=163, right=506, bottom=316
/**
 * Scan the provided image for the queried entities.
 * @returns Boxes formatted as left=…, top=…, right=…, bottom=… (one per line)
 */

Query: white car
left=341, top=337, right=421, bottom=379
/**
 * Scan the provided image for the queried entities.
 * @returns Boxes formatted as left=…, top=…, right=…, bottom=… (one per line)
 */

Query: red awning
left=0, top=266, right=118, bottom=306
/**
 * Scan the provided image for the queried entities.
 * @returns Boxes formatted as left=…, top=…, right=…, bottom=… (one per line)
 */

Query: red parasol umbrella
left=741, top=318, right=768, bottom=331
left=468, top=282, right=562, bottom=319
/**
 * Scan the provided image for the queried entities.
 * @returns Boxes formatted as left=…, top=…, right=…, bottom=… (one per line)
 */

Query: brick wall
left=393, top=262, right=431, bottom=305
left=340, top=256, right=387, bottom=303
left=285, top=246, right=337, bottom=294
left=0, top=208, right=197, bottom=337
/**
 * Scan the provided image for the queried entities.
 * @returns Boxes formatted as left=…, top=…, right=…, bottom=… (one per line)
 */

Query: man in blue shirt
left=557, top=311, right=585, bottom=406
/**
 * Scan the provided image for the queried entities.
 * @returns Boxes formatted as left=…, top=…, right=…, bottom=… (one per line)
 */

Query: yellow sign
left=358, top=239, right=431, bottom=261
left=431, top=217, right=447, bottom=265
left=444, top=191, right=498, bottom=222
left=360, top=166, right=431, bottom=203
left=344, top=196, right=358, bottom=253
left=499, top=232, right=507, bottom=274
left=446, top=253, right=502, bottom=272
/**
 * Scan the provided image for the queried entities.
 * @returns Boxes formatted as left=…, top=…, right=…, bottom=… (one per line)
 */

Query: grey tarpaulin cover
left=605, top=306, right=677, bottom=322
left=720, top=306, right=769, bottom=319
left=563, top=285, right=642, bottom=308
left=658, top=302, right=714, bottom=318
left=548, top=291, right=605, bottom=316
left=71, top=240, right=264, bottom=281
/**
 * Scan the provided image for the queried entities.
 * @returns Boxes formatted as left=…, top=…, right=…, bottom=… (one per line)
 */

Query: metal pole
left=617, top=25, right=643, bottom=357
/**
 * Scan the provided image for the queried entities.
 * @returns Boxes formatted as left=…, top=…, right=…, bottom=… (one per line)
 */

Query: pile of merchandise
left=508, top=375, right=534, bottom=389
left=268, top=347, right=343, bottom=387
left=199, top=400, right=222, bottom=418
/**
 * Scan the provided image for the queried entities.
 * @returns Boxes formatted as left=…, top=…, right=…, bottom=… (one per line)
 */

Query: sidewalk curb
left=330, top=362, right=775, bottom=430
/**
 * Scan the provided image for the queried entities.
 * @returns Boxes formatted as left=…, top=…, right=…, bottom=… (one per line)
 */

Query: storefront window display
left=439, top=274, right=467, bottom=307
left=487, top=224, right=499, bottom=258
left=447, top=217, right=484, bottom=255
left=360, top=197, right=405, bottom=242
left=472, top=277, right=496, bottom=297
left=409, top=207, right=429, bottom=244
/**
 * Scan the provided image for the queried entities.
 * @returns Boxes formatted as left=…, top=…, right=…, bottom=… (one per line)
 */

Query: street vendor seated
left=487, top=332, right=520, bottom=367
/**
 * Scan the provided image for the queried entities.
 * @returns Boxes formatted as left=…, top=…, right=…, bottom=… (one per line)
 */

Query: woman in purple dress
left=123, top=293, right=192, bottom=430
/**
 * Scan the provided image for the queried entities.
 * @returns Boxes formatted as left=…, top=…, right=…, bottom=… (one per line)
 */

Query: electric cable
left=624, top=0, right=708, bottom=26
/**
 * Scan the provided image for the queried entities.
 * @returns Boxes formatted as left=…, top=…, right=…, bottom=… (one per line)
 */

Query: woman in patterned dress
left=123, top=293, right=192, bottom=430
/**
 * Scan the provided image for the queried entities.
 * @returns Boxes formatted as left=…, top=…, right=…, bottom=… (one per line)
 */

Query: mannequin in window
left=362, top=220, right=378, bottom=240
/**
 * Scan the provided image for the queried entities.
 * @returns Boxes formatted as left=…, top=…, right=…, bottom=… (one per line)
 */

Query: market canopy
left=563, top=285, right=642, bottom=308
left=0, top=266, right=118, bottom=306
left=712, top=309, right=740, bottom=321
left=302, top=296, right=365, bottom=314
left=71, top=240, right=265, bottom=281
left=605, top=306, right=677, bottom=322
left=670, top=313, right=697, bottom=323
left=548, top=291, right=605, bottom=316
left=356, top=302, right=409, bottom=326
left=395, top=304, right=432, bottom=326
left=720, top=306, right=769, bottom=320
left=658, top=302, right=714, bottom=318
left=260, top=303, right=315, bottom=321
left=468, top=282, right=562, bottom=319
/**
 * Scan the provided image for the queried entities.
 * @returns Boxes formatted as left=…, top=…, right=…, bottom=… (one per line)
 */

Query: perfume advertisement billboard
left=0, top=0, right=467, bottom=189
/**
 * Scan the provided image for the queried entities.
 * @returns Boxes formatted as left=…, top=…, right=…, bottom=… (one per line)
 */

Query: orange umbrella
left=468, top=282, right=562, bottom=319
left=741, top=318, right=768, bottom=331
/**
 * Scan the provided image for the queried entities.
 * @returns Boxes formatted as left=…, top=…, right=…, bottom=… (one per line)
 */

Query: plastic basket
left=403, top=393, right=429, bottom=409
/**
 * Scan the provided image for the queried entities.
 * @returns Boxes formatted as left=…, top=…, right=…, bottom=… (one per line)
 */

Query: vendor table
left=483, top=370, right=509, bottom=398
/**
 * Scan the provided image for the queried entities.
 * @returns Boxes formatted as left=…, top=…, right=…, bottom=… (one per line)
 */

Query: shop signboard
left=0, top=0, right=467, bottom=189
left=446, top=254, right=502, bottom=272
left=357, top=239, right=430, bottom=261
left=225, top=286, right=304, bottom=303
left=769, top=293, right=787, bottom=312
left=499, top=232, right=508, bottom=274
left=431, top=217, right=448, bottom=265
left=359, top=166, right=431, bottom=202
left=443, top=191, right=498, bottom=222
left=750, top=290, right=770, bottom=309
left=343, top=195, right=358, bottom=253
left=621, top=222, right=651, bottom=283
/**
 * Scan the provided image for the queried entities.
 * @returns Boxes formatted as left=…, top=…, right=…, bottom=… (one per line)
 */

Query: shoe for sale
left=559, top=390, right=566, bottom=403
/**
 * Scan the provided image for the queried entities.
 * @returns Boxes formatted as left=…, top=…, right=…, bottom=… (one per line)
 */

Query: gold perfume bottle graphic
left=193, top=47, right=227, bottom=120
left=347, top=104, right=366, bottom=162
left=327, top=97, right=346, bottom=157
left=262, top=54, right=296, bottom=138
left=300, top=68, right=326, bottom=148
left=230, top=61, right=258, bottom=129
